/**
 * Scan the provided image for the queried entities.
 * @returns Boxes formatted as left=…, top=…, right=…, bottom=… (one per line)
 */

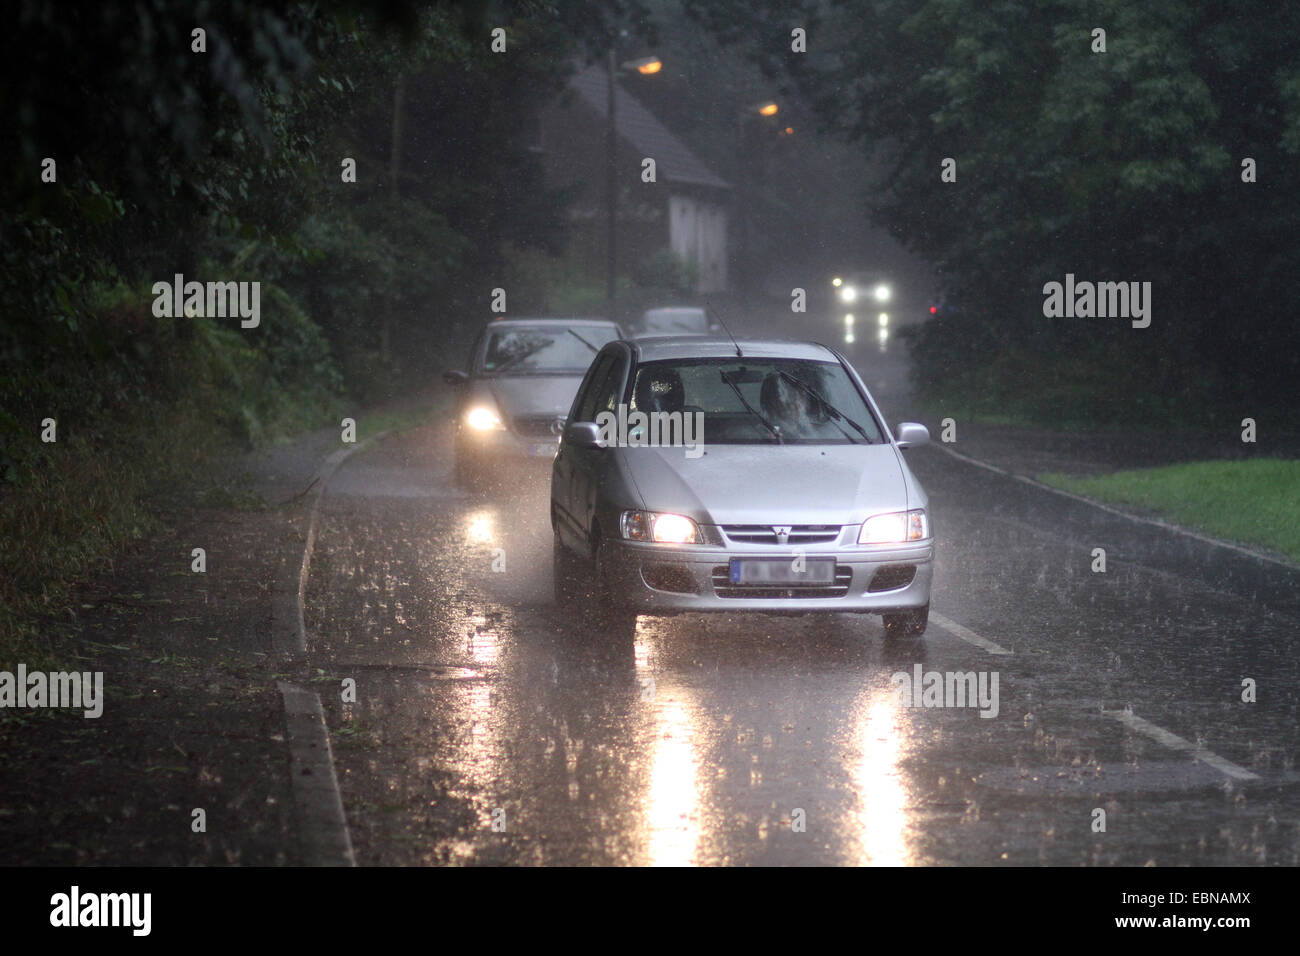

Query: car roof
left=628, top=336, right=840, bottom=363
left=642, top=306, right=706, bottom=315
left=484, top=317, right=619, bottom=328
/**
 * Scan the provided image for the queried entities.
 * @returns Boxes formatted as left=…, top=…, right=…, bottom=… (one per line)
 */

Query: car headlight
left=465, top=405, right=504, bottom=431
left=839, top=285, right=858, bottom=303
left=859, top=509, right=928, bottom=544
left=873, top=284, right=891, bottom=303
left=620, top=510, right=700, bottom=544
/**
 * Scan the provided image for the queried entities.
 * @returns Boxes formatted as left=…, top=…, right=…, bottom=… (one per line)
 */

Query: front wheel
left=590, top=536, right=638, bottom=639
left=552, top=534, right=583, bottom=607
left=453, top=449, right=478, bottom=490
left=883, top=603, right=928, bottom=639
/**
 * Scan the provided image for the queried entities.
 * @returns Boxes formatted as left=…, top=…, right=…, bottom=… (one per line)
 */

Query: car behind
left=632, top=306, right=719, bottom=338
left=445, top=317, right=624, bottom=487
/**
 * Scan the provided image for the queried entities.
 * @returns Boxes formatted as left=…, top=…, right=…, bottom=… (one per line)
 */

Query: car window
left=480, top=325, right=619, bottom=373
left=572, top=353, right=625, bottom=423
left=629, top=357, right=883, bottom=444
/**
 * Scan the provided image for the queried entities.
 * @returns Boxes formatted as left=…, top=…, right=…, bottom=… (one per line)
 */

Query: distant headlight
left=466, top=405, right=504, bottom=431
left=859, top=509, right=928, bottom=543
left=839, top=285, right=858, bottom=303
left=621, top=510, right=700, bottom=544
left=874, top=284, right=891, bottom=303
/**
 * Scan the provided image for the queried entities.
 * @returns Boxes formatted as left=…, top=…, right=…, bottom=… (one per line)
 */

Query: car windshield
left=481, top=325, right=619, bottom=373
left=629, top=357, right=883, bottom=444
left=642, top=309, right=708, bottom=334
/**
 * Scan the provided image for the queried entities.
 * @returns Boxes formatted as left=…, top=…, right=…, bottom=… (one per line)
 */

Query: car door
left=553, top=350, right=616, bottom=547
left=555, top=347, right=628, bottom=549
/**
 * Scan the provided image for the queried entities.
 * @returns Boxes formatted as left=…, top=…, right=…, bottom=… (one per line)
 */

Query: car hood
left=479, top=374, right=586, bottom=420
left=618, top=443, right=909, bottom=525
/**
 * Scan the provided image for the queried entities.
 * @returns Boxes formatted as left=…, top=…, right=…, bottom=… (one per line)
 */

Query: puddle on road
left=978, top=760, right=1236, bottom=795
left=333, top=662, right=482, bottom=681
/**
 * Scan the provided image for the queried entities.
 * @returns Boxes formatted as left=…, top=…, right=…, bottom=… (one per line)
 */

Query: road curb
left=278, top=681, right=357, bottom=865
left=273, top=434, right=392, bottom=660
left=271, top=428, right=393, bottom=867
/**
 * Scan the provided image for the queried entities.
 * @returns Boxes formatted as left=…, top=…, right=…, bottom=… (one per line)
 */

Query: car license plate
left=729, top=557, right=835, bottom=586
left=530, top=442, right=557, bottom=458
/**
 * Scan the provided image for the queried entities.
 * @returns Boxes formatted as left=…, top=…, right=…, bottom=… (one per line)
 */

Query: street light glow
left=758, top=102, right=778, bottom=116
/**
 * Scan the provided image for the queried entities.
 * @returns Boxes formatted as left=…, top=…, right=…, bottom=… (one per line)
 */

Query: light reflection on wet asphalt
left=303, top=342, right=1299, bottom=866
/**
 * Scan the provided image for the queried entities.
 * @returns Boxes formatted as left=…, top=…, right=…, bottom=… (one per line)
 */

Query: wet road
left=303, top=324, right=1300, bottom=866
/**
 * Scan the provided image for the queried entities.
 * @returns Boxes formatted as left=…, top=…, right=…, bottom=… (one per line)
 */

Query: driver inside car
left=760, top=371, right=814, bottom=439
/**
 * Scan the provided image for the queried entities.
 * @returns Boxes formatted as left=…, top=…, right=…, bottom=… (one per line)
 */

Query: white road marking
left=926, top=445, right=1267, bottom=784
left=930, top=611, right=1013, bottom=655
left=1103, top=709, right=1260, bottom=781
left=932, top=443, right=1298, bottom=571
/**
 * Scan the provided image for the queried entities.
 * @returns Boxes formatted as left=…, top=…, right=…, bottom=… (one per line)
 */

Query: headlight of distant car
left=859, top=509, right=928, bottom=543
left=873, top=283, right=891, bottom=303
left=839, top=285, right=858, bottom=303
left=620, top=510, right=701, bottom=544
left=465, top=405, right=505, bottom=431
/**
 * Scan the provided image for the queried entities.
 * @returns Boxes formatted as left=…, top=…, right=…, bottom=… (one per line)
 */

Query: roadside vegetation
left=0, top=2, right=623, bottom=667
left=689, top=0, right=1300, bottom=431
left=1039, top=460, right=1300, bottom=562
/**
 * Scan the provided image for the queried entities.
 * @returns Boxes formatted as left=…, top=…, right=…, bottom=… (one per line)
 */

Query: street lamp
left=735, top=101, right=779, bottom=305
left=606, top=49, right=662, bottom=320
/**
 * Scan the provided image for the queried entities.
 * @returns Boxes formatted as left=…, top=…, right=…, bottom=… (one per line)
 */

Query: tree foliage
left=686, top=0, right=1300, bottom=420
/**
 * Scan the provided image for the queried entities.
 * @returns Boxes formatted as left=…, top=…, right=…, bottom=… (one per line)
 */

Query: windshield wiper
left=492, top=340, right=551, bottom=373
left=567, top=329, right=598, bottom=353
left=777, top=371, right=874, bottom=444
left=721, top=372, right=783, bottom=444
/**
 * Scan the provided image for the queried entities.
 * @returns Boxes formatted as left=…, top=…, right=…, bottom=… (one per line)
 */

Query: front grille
left=868, top=564, right=917, bottom=592
left=721, top=524, right=841, bottom=545
left=512, top=415, right=563, bottom=439
left=711, top=564, right=852, bottom=599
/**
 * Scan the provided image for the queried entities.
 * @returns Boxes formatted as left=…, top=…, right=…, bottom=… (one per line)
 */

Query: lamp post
left=735, top=102, right=779, bottom=306
left=605, top=50, right=662, bottom=321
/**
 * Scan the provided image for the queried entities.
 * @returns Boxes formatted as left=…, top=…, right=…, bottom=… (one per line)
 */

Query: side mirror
left=443, top=370, right=469, bottom=386
left=563, top=421, right=604, bottom=448
left=894, top=422, right=930, bottom=449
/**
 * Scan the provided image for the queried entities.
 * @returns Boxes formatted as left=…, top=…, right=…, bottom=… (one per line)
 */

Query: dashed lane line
left=1103, top=708, right=1260, bottom=782
left=929, top=611, right=1014, bottom=655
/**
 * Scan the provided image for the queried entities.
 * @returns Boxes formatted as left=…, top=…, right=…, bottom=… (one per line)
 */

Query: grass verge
left=1038, top=459, right=1300, bottom=563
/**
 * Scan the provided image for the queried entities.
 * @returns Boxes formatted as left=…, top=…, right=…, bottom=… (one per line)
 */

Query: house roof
left=568, top=62, right=731, bottom=191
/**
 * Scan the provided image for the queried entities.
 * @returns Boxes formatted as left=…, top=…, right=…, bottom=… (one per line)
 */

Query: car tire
left=590, top=535, right=638, bottom=639
left=454, top=445, right=488, bottom=491
left=883, top=603, right=928, bottom=639
left=552, top=534, right=583, bottom=607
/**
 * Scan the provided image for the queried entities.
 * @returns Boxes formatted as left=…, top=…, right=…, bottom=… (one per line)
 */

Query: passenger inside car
left=760, top=372, right=815, bottom=438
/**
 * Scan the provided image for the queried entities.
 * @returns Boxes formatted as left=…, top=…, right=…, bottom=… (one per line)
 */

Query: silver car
left=445, top=318, right=624, bottom=486
left=634, top=306, right=719, bottom=338
left=550, top=336, right=933, bottom=637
